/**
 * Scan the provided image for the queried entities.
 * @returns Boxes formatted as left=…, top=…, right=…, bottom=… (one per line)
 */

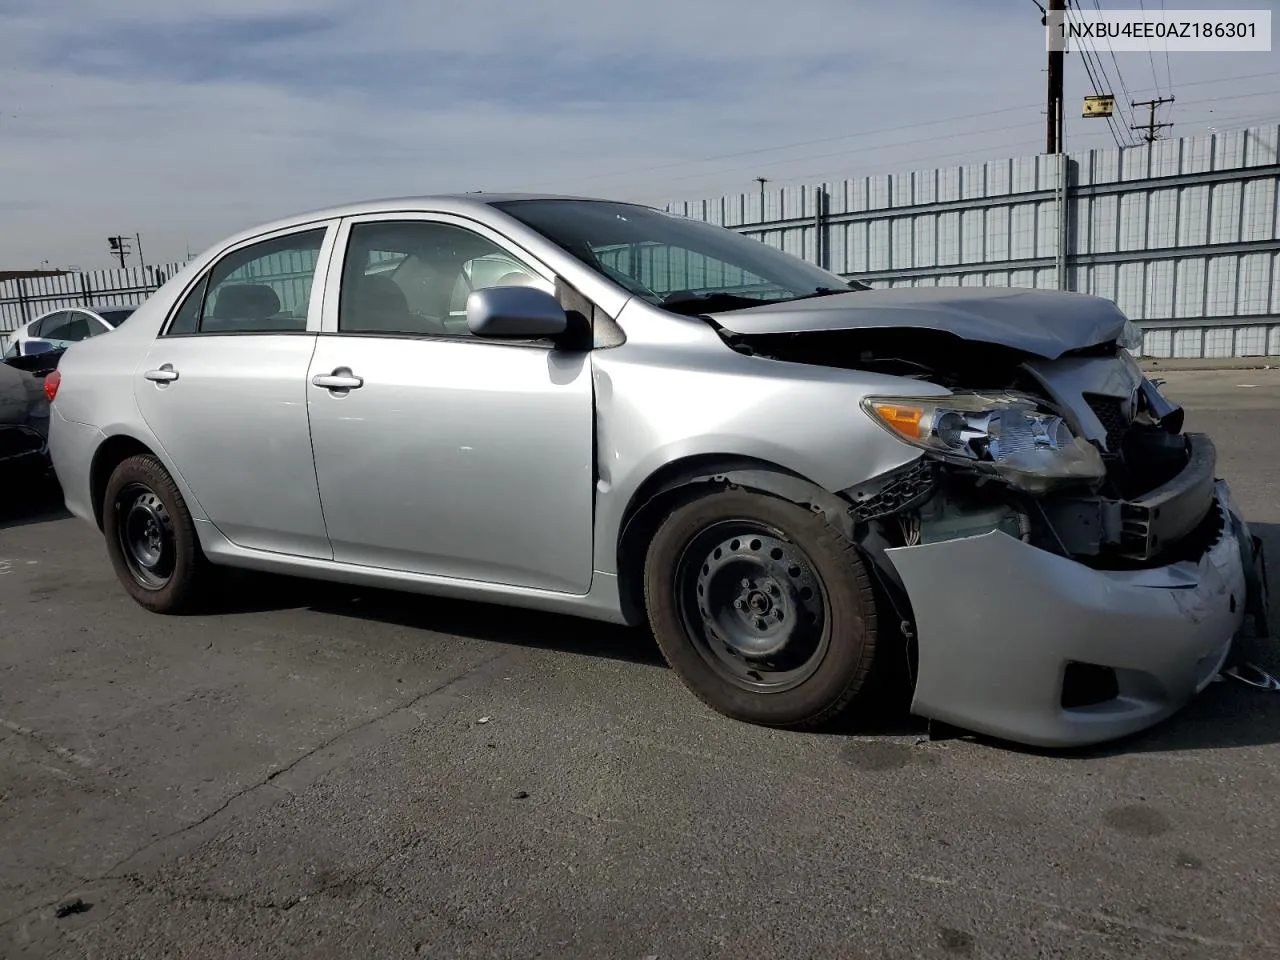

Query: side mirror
left=466, top=286, right=567, bottom=340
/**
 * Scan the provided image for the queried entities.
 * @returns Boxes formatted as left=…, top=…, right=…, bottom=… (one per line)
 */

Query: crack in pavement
left=0, top=650, right=508, bottom=940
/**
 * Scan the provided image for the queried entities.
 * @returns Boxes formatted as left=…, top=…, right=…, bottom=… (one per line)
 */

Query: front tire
left=643, top=488, right=878, bottom=730
left=102, top=454, right=211, bottom=614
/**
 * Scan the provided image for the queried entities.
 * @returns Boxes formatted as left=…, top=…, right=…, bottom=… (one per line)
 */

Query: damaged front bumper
left=883, top=480, right=1265, bottom=747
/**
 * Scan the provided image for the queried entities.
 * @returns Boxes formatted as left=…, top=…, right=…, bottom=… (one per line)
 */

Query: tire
left=102, top=453, right=211, bottom=614
left=643, top=487, right=878, bottom=730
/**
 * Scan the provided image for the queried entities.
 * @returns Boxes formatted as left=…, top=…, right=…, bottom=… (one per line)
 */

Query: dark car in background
left=0, top=356, right=53, bottom=478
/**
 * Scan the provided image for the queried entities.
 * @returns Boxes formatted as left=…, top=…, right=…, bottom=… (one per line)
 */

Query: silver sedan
left=47, top=195, right=1269, bottom=747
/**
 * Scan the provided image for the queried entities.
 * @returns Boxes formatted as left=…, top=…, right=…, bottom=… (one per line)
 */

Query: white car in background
left=3, top=305, right=139, bottom=358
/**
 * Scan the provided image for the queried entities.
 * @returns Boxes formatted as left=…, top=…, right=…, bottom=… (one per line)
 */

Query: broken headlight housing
left=861, top=392, right=1106, bottom=494
left=1118, top=319, right=1144, bottom=352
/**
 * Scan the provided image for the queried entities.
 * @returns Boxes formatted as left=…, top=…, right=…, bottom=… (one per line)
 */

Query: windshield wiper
left=660, top=291, right=772, bottom=315
left=661, top=284, right=862, bottom=316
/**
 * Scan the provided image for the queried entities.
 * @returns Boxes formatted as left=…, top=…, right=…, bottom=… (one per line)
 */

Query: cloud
left=1, top=0, right=1275, bottom=267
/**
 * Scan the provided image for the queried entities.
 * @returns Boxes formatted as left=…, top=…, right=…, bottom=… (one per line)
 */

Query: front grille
left=1085, top=394, right=1128, bottom=452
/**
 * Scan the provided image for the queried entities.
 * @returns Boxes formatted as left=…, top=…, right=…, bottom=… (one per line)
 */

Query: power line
left=1178, top=87, right=1280, bottom=110
left=620, top=84, right=1278, bottom=196
left=1135, top=68, right=1276, bottom=95
left=1066, top=0, right=1129, bottom=145
left=645, top=110, right=1280, bottom=206
left=525, top=101, right=1043, bottom=190
left=1136, top=0, right=1164, bottom=98
left=1159, top=0, right=1175, bottom=99
left=617, top=119, right=1046, bottom=195
left=538, top=69, right=1280, bottom=196
left=1173, top=110, right=1280, bottom=131
left=1083, top=0, right=1142, bottom=140
left=1072, top=20, right=1128, bottom=148
left=635, top=136, right=1050, bottom=204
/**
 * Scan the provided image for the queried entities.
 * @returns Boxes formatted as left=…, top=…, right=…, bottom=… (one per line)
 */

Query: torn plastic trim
left=1220, top=663, right=1280, bottom=690
left=695, top=468, right=862, bottom=541
left=1112, top=433, right=1216, bottom=558
left=840, top=456, right=938, bottom=523
left=1140, top=377, right=1185, bottom=434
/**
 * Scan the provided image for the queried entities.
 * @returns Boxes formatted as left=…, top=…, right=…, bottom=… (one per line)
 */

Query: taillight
left=44, top=370, right=61, bottom=403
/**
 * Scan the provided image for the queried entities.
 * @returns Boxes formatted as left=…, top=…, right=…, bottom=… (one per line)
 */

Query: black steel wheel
left=102, top=453, right=211, bottom=614
left=115, top=482, right=177, bottom=589
left=677, top=521, right=831, bottom=693
left=644, top=487, right=878, bottom=730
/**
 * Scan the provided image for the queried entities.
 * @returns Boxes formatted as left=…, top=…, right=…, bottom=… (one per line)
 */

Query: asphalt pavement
left=2, top=367, right=1278, bottom=960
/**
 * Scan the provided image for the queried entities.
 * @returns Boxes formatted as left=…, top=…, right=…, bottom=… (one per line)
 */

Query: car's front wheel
left=643, top=488, right=879, bottom=729
left=102, top=453, right=211, bottom=614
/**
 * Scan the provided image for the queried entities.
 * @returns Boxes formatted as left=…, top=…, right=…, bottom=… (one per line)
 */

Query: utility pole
left=1130, top=96, right=1175, bottom=142
left=134, top=233, right=147, bottom=271
left=1046, top=0, right=1065, bottom=154
left=107, top=235, right=131, bottom=269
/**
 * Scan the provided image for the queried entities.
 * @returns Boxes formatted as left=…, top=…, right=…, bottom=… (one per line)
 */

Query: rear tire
left=102, top=454, right=211, bottom=614
left=643, top=488, right=878, bottom=730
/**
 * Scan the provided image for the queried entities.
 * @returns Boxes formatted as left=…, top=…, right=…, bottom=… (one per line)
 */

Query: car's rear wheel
left=102, top=454, right=210, bottom=614
left=643, top=488, right=878, bottom=729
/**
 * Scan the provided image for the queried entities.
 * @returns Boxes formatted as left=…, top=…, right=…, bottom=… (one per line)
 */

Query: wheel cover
left=115, top=482, right=176, bottom=590
left=675, top=519, right=831, bottom=693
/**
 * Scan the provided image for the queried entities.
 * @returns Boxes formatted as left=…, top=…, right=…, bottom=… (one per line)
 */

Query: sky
left=1, top=0, right=1277, bottom=269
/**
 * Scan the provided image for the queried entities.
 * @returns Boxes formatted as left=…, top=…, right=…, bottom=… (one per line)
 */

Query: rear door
left=133, top=222, right=339, bottom=558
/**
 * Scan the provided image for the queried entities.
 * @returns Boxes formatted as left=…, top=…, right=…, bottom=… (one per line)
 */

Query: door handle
left=312, top=369, right=364, bottom=391
left=144, top=364, right=179, bottom=383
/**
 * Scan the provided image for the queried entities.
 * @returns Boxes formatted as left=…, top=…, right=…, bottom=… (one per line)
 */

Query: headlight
left=1118, top=319, right=1144, bottom=352
left=861, top=393, right=1106, bottom=494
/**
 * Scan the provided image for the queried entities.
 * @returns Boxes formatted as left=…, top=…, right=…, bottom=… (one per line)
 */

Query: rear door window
left=40, top=313, right=93, bottom=344
left=30, top=312, right=67, bottom=338
left=165, top=228, right=327, bottom=335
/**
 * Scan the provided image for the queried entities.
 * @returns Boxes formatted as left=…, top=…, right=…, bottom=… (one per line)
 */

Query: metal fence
left=664, top=124, right=1280, bottom=359
left=0, top=263, right=185, bottom=346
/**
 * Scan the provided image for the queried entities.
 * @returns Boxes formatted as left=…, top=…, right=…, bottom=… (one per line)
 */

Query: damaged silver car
left=47, top=195, right=1269, bottom=747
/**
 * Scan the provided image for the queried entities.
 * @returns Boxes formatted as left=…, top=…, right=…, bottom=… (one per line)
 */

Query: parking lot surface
left=2, top=367, right=1278, bottom=960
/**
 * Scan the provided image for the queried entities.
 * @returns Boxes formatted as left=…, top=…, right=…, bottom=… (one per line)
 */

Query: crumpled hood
left=706, top=287, right=1130, bottom=360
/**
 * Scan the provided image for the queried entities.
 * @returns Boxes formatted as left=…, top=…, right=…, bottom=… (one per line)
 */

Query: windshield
left=494, top=199, right=866, bottom=313
left=97, top=307, right=136, bottom=327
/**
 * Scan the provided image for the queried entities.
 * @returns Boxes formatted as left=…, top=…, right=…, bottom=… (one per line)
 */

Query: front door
left=306, top=215, right=595, bottom=593
left=133, top=224, right=337, bottom=558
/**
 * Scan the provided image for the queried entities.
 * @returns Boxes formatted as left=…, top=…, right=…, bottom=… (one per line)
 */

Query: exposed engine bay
left=722, top=327, right=1226, bottom=574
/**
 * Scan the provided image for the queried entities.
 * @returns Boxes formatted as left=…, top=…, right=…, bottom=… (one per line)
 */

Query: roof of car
left=30, top=304, right=140, bottom=322
left=216, top=194, right=648, bottom=249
